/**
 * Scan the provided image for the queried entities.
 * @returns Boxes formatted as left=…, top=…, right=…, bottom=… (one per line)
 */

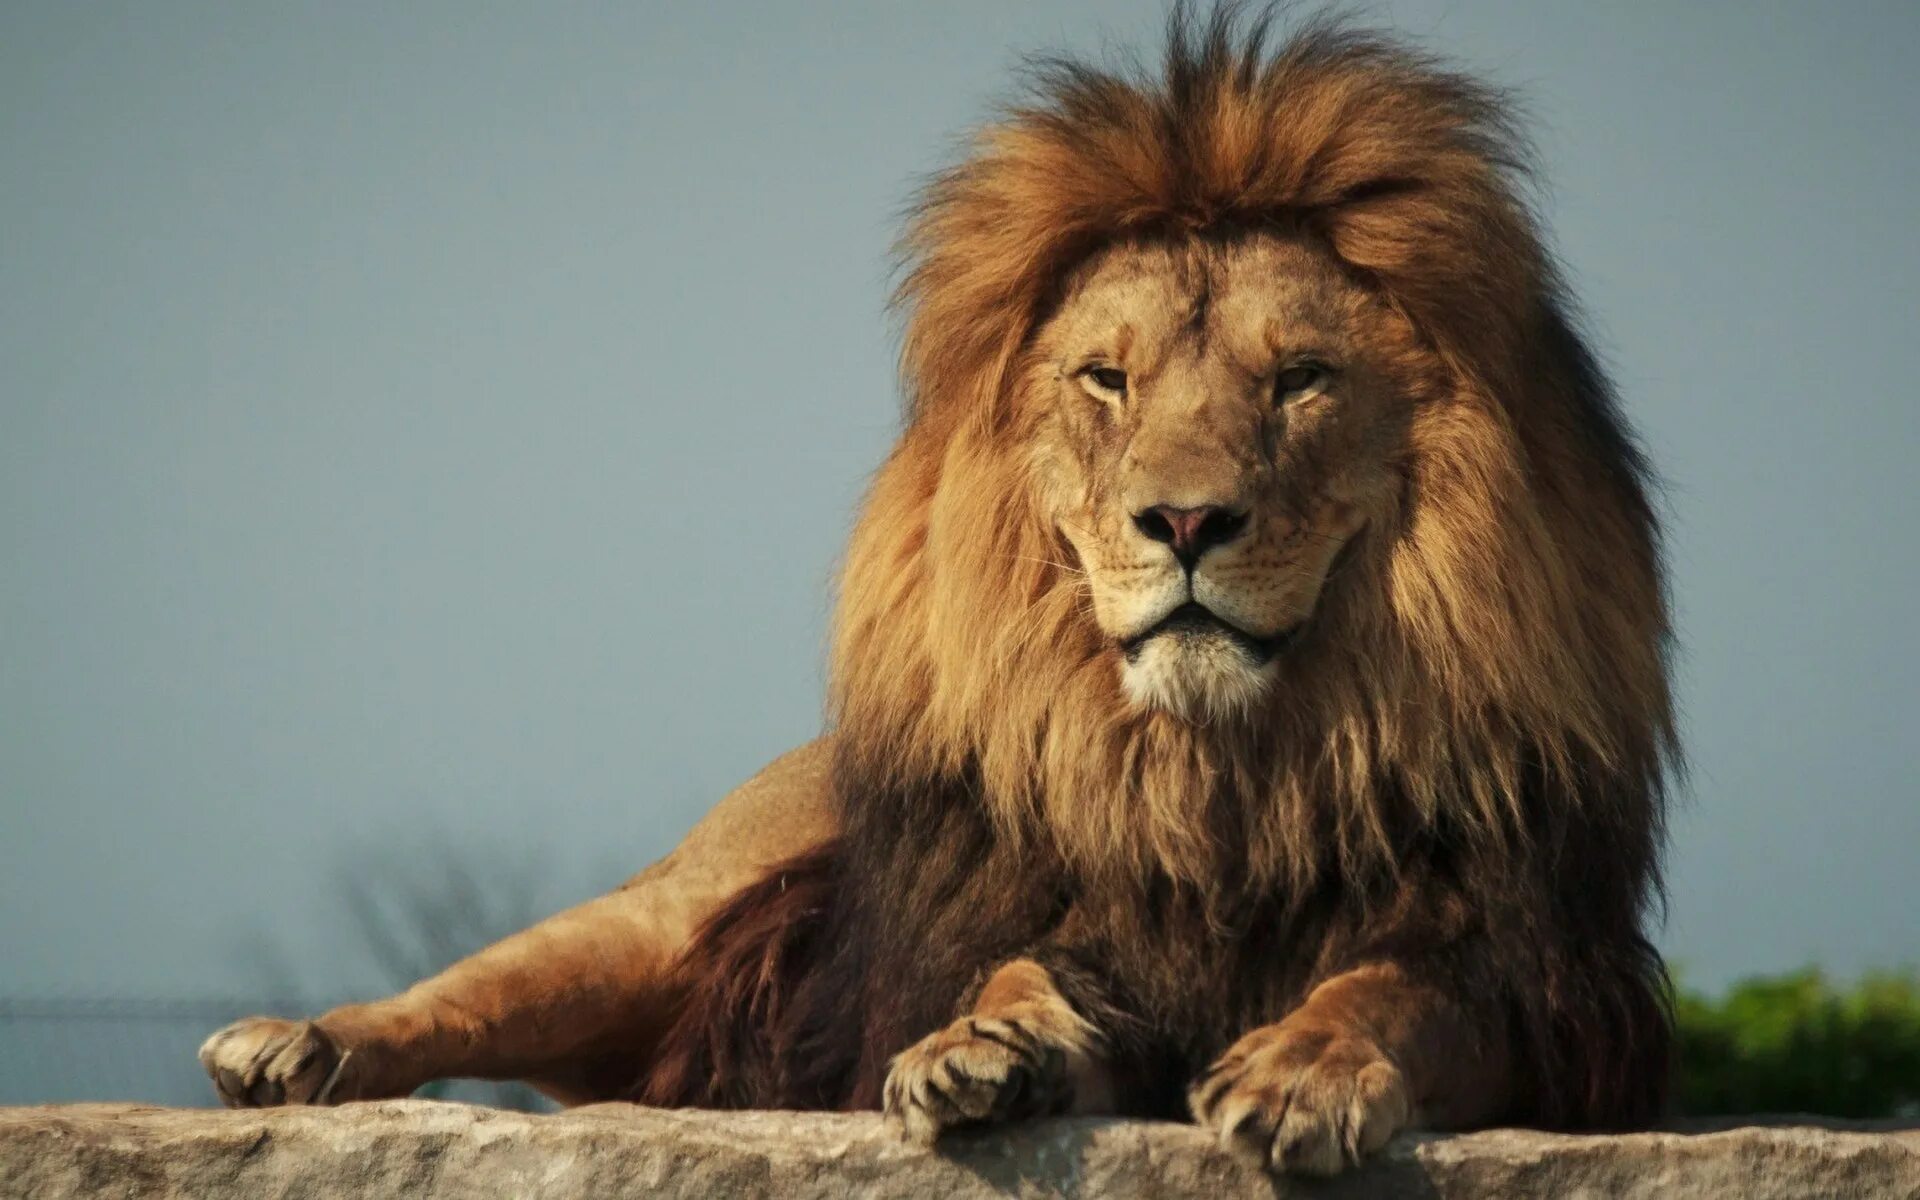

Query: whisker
left=1006, top=554, right=1087, bottom=576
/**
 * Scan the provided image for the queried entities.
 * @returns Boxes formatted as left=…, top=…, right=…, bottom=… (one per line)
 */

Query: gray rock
left=1, top=1101, right=1915, bottom=1199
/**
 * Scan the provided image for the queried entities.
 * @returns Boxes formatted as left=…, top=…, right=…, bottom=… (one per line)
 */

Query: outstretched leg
left=199, top=738, right=837, bottom=1107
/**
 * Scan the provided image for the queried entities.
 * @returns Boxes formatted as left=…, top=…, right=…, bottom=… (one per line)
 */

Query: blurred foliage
left=1672, top=968, right=1920, bottom=1118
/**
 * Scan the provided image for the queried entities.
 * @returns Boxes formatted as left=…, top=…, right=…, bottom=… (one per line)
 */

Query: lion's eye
left=1080, top=366, right=1128, bottom=399
left=1274, top=362, right=1330, bottom=405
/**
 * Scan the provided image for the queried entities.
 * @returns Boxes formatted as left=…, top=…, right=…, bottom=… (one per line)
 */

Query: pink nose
left=1132, top=505, right=1248, bottom=566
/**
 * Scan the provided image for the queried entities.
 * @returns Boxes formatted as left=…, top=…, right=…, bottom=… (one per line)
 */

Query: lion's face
left=1029, top=233, right=1413, bottom=720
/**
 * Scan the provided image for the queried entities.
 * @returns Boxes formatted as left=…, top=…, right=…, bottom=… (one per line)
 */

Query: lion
left=200, top=11, right=1676, bottom=1176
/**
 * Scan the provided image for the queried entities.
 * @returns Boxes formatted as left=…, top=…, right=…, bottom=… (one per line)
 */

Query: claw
left=882, top=1012, right=1071, bottom=1144
left=1188, top=1026, right=1409, bottom=1177
left=198, top=1017, right=346, bottom=1108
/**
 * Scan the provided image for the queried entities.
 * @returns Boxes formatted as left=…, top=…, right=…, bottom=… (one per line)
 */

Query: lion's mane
left=645, top=10, right=1677, bottom=1129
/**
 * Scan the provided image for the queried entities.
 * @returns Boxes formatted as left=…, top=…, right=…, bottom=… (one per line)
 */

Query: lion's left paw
left=1188, top=1025, right=1411, bottom=1175
left=883, top=1016, right=1071, bottom=1144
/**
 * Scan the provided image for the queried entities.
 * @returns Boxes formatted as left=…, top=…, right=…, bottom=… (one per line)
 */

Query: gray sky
left=2, top=0, right=1915, bottom=1019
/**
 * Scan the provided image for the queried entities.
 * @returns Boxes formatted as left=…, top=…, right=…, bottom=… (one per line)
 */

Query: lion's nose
left=1132, top=504, right=1249, bottom=567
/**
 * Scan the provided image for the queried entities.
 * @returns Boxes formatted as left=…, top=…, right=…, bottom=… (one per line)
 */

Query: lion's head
left=1032, top=233, right=1406, bottom=720
left=830, top=14, right=1675, bottom=893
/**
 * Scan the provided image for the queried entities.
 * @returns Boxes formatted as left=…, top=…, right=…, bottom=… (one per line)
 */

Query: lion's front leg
left=200, top=737, right=838, bottom=1108
left=883, top=959, right=1110, bottom=1143
left=1188, top=961, right=1510, bottom=1175
left=199, top=884, right=686, bottom=1107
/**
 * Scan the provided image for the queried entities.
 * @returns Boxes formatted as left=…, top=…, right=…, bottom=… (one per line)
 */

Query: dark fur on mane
left=642, top=7, right=1674, bottom=1129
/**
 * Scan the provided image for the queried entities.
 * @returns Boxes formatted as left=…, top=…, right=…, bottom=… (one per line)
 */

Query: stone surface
left=1, top=1102, right=1915, bottom=1199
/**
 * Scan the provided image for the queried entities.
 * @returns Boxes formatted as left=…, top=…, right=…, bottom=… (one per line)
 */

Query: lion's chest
left=1065, top=879, right=1338, bottom=1079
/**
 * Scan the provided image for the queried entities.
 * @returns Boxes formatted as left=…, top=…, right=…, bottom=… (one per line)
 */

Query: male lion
left=201, top=13, right=1676, bottom=1175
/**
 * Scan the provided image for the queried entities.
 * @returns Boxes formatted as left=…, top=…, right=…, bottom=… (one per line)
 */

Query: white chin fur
left=1120, top=634, right=1275, bottom=721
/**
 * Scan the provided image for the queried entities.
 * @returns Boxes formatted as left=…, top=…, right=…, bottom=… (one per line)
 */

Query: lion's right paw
left=883, top=1016, right=1071, bottom=1144
left=198, top=1017, right=346, bottom=1107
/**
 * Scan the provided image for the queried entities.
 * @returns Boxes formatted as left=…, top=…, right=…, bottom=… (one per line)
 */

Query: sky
left=2, top=0, right=1916, bottom=1045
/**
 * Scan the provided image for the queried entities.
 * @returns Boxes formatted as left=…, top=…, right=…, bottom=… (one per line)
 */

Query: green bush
left=1672, top=968, right=1920, bottom=1118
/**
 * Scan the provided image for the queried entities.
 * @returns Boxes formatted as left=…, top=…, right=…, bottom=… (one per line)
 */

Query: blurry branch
left=338, top=842, right=545, bottom=988
left=334, top=837, right=558, bottom=1112
left=238, top=831, right=628, bottom=1113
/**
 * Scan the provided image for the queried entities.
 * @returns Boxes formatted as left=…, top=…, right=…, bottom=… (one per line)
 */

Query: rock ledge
left=2, top=1101, right=1915, bottom=1198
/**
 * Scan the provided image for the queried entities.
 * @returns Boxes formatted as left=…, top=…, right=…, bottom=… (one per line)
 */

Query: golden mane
left=828, top=11, right=1676, bottom=895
